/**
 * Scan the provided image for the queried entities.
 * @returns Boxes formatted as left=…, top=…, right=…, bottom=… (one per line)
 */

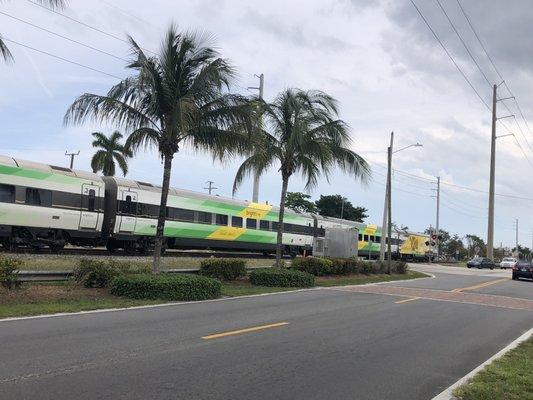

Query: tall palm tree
left=64, top=24, right=251, bottom=273
left=90, top=131, right=131, bottom=176
left=1, top=0, right=67, bottom=62
left=233, top=89, right=371, bottom=268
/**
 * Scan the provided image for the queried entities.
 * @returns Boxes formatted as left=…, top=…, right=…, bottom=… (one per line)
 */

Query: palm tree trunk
left=275, top=174, right=290, bottom=268
left=152, top=153, right=173, bottom=274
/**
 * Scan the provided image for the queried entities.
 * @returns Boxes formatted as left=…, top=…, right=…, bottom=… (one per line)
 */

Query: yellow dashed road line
left=451, top=278, right=509, bottom=293
left=395, top=297, right=421, bottom=304
left=202, top=322, right=289, bottom=340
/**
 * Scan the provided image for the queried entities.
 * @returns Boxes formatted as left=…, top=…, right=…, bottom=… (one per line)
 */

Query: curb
left=431, top=327, right=533, bottom=400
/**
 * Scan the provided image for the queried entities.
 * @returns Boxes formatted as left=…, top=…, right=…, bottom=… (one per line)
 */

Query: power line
left=434, top=0, right=492, bottom=87
left=409, top=0, right=491, bottom=112
left=455, top=0, right=533, bottom=150
left=25, top=0, right=156, bottom=55
left=2, top=37, right=122, bottom=79
left=0, top=10, right=129, bottom=62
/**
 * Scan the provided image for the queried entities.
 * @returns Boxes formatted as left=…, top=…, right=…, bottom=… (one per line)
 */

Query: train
left=0, top=155, right=430, bottom=259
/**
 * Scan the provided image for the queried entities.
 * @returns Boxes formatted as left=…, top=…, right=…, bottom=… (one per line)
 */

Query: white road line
left=431, top=327, right=533, bottom=400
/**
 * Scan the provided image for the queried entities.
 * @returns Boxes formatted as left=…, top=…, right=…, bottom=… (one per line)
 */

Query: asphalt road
left=1, top=264, right=531, bottom=400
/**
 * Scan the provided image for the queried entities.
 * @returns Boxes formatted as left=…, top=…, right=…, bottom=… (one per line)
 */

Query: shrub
left=393, top=261, right=408, bottom=274
left=199, top=258, right=246, bottom=281
left=0, top=257, right=23, bottom=289
left=291, top=257, right=333, bottom=276
left=72, top=259, right=120, bottom=288
left=328, top=258, right=361, bottom=275
left=109, top=273, right=221, bottom=301
left=249, top=268, right=315, bottom=287
left=360, top=261, right=373, bottom=275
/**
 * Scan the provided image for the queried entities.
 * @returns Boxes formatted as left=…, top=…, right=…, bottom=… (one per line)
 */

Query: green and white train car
left=0, top=155, right=340, bottom=254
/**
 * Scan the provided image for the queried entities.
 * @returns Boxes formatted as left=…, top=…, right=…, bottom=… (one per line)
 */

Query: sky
left=1, top=0, right=533, bottom=248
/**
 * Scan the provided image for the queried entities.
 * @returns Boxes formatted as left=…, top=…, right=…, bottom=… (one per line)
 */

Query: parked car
left=466, top=257, right=495, bottom=269
left=500, top=257, right=518, bottom=270
left=512, top=262, right=533, bottom=281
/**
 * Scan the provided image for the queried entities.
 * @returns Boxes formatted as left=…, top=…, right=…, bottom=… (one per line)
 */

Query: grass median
left=0, top=270, right=430, bottom=319
left=453, top=336, right=533, bottom=400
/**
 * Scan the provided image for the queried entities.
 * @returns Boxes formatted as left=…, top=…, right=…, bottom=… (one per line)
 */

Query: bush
left=393, top=261, right=408, bottom=274
left=72, top=259, right=120, bottom=288
left=199, top=258, right=246, bottom=281
left=328, top=258, right=361, bottom=275
left=0, top=257, right=23, bottom=289
left=109, top=273, right=221, bottom=301
left=72, top=259, right=152, bottom=288
left=291, top=257, right=333, bottom=276
left=249, top=268, right=315, bottom=287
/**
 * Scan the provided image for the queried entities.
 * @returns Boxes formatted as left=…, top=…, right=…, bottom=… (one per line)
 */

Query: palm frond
left=0, top=36, right=13, bottom=63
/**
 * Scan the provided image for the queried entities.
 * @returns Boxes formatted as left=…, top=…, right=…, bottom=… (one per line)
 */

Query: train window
left=231, top=216, right=243, bottom=227
left=369, top=235, right=375, bottom=243
left=215, top=214, right=228, bottom=226
left=88, top=189, right=96, bottom=212
left=197, top=211, right=212, bottom=224
left=26, top=188, right=52, bottom=207
left=170, top=208, right=194, bottom=222
left=283, top=223, right=292, bottom=233
left=123, top=195, right=133, bottom=214
left=272, top=221, right=279, bottom=231
left=259, top=220, right=269, bottom=230
left=0, top=184, right=15, bottom=203
left=364, top=234, right=369, bottom=241
left=358, top=234, right=363, bottom=241
left=246, top=219, right=257, bottom=229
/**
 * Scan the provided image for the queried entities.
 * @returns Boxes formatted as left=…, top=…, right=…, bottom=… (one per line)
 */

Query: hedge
left=249, top=268, right=315, bottom=287
left=291, top=257, right=333, bottom=276
left=199, top=258, right=246, bottom=281
left=72, top=259, right=151, bottom=288
left=109, top=273, right=221, bottom=301
left=291, top=257, right=408, bottom=276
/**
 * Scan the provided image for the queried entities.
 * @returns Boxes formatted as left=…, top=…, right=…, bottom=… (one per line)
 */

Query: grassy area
left=0, top=271, right=430, bottom=319
left=0, top=284, right=164, bottom=318
left=8, top=254, right=274, bottom=271
left=453, top=336, right=533, bottom=400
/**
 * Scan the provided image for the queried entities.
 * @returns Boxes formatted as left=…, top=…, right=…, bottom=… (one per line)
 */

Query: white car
left=500, top=257, right=518, bottom=269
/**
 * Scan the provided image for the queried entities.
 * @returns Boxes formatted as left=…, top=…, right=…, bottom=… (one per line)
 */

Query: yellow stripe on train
left=238, top=202, right=272, bottom=220
left=207, top=227, right=246, bottom=241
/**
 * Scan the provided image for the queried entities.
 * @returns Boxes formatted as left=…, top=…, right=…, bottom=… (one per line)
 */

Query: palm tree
left=233, top=89, right=371, bottom=268
left=90, top=131, right=131, bottom=176
left=1, top=0, right=67, bottom=62
left=64, top=24, right=251, bottom=273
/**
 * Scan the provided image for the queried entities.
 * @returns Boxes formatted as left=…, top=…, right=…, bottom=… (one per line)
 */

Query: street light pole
left=386, top=143, right=393, bottom=273
left=248, top=73, right=264, bottom=203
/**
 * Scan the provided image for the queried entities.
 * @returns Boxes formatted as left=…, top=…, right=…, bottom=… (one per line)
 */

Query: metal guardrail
left=17, top=265, right=272, bottom=282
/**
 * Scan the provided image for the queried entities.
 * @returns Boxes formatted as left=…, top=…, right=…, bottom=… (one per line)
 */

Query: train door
left=119, top=190, right=137, bottom=232
left=79, top=184, right=100, bottom=230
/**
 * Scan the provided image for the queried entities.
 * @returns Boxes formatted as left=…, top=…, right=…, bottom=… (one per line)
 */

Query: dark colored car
left=466, top=257, right=495, bottom=269
left=512, top=262, right=533, bottom=281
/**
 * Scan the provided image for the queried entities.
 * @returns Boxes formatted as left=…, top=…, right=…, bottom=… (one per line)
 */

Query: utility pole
left=65, top=150, right=79, bottom=169
left=487, top=84, right=497, bottom=260
left=248, top=73, right=264, bottom=203
left=487, top=83, right=514, bottom=260
left=340, top=197, right=345, bottom=219
left=386, top=136, right=393, bottom=274
left=515, top=218, right=519, bottom=252
left=380, top=132, right=394, bottom=262
left=203, top=181, right=218, bottom=195
left=435, top=176, right=440, bottom=260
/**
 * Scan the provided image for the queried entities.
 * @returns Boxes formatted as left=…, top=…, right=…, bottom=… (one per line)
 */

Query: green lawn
left=0, top=271, right=430, bottom=319
left=454, top=337, right=533, bottom=400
